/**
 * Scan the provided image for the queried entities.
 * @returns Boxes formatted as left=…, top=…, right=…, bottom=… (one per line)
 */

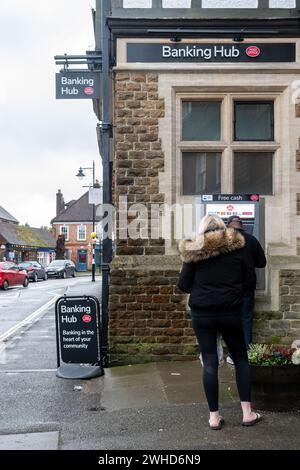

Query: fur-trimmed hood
left=178, top=228, right=245, bottom=263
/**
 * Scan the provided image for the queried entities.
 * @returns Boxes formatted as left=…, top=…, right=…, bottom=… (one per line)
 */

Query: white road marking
left=0, top=294, right=60, bottom=344
left=0, top=342, right=6, bottom=364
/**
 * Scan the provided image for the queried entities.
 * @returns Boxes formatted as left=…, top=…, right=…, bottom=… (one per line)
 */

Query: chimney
left=56, top=189, right=65, bottom=216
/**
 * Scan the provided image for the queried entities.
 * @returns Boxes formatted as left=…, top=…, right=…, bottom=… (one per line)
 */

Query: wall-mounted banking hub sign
left=56, top=71, right=100, bottom=99
left=127, top=43, right=296, bottom=63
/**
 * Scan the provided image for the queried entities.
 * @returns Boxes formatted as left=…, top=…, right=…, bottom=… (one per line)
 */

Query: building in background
left=0, top=205, right=19, bottom=225
left=51, top=190, right=102, bottom=272
left=93, top=0, right=300, bottom=365
left=0, top=222, right=56, bottom=265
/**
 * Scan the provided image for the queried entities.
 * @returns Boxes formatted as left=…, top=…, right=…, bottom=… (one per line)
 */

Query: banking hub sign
left=55, top=71, right=100, bottom=99
left=127, top=43, right=296, bottom=63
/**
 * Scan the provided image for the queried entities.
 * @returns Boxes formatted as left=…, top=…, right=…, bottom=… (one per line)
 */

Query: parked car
left=0, top=262, right=29, bottom=290
left=45, top=260, right=76, bottom=279
left=18, top=261, right=47, bottom=282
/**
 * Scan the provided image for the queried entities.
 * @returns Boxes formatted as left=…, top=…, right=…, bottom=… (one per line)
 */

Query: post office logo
left=82, top=314, right=92, bottom=323
left=84, top=86, right=94, bottom=95
left=246, top=46, right=261, bottom=58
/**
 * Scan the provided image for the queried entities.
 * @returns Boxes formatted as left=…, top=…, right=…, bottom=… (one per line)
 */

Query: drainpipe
left=98, top=0, right=113, bottom=367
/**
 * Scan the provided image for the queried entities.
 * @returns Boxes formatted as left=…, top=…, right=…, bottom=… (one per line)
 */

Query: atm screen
left=222, top=218, right=254, bottom=235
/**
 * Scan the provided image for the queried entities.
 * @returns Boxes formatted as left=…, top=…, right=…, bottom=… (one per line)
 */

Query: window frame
left=182, top=151, right=222, bottom=196
left=77, top=225, right=87, bottom=241
left=176, top=92, right=280, bottom=198
left=60, top=225, right=69, bottom=241
left=233, top=150, right=274, bottom=196
left=233, top=100, right=275, bottom=142
left=181, top=99, right=222, bottom=142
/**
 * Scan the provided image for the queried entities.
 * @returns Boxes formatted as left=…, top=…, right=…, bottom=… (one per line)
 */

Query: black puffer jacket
left=178, top=228, right=252, bottom=314
left=238, top=230, right=266, bottom=291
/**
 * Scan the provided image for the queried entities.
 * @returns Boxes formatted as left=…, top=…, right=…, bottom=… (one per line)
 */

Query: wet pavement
left=0, top=279, right=299, bottom=450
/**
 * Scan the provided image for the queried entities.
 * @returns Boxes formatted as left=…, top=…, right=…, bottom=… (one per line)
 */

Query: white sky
left=0, top=0, right=100, bottom=227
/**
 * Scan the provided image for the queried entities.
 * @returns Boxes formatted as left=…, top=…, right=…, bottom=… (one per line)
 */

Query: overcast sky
left=0, top=0, right=100, bottom=227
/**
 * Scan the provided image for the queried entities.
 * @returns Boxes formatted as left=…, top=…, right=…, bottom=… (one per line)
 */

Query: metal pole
left=100, top=0, right=112, bottom=367
left=92, top=161, right=96, bottom=282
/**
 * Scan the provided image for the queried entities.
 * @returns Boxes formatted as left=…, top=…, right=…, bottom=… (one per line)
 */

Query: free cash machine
left=195, top=194, right=265, bottom=289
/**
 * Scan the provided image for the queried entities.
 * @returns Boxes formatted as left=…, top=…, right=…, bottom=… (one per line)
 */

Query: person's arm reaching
left=177, top=262, right=195, bottom=294
left=241, top=250, right=254, bottom=292
left=253, top=239, right=267, bottom=268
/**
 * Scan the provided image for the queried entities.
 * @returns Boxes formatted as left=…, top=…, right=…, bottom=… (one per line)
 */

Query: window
left=178, top=94, right=277, bottom=198
left=234, top=101, right=274, bottom=141
left=77, top=225, right=86, bottom=241
left=202, top=0, right=258, bottom=6
left=182, top=101, right=221, bottom=141
left=182, top=152, right=221, bottom=195
left=37, top=253, right=48, bottom=267
left=60, top=226, right=69, bottom=241
left=234, top=152, right=273, bottom=195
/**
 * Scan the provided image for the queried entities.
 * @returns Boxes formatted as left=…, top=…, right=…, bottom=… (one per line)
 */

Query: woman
left=178, top=214, right=262, bottom=430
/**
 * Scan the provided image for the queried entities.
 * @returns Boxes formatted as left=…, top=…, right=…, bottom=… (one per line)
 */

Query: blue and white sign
left=56, top=72, right=100, bottom=99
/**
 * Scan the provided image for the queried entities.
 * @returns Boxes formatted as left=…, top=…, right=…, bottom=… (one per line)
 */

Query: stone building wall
left=109, top=256, right=197, bottom=366
left=114, top=71, right=165, bottom=256
left=110, top=72, right=197, bottom=365
left=253, top=270, right=300, bottom=346
left=110, top=70, right=300, bottom=366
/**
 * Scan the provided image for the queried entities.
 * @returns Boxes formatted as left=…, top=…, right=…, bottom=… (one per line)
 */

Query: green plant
left=248, top=343, right=299, bottom=366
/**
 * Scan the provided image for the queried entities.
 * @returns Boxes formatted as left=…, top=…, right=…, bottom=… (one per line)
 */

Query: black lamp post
left=76, top=161, right=96, bottom=282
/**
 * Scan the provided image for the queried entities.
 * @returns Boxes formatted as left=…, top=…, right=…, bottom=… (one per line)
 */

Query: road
left=0, top=276, right=100, bottom=339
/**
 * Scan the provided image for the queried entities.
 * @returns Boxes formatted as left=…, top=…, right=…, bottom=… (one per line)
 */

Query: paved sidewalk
left=0, top=278, right=299, bottom=450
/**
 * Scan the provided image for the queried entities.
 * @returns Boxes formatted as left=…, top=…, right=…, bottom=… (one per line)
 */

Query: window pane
left=182, top=152, right=221, bottom=195
left=234, top=101, right=274, bottom=141
left=182, top=101, right=221, bottom=141
left=78, top=226, right=86, bottom=240
left=60, top=226, right=68, bottom=239
left=202, top=0, right=258, bottom=6
left=234, top=152, right=273, bottom=195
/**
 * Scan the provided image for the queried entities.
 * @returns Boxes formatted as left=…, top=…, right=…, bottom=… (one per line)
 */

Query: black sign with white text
left=201, top=194, right=260, bottom=202
left=56, top=71, right=100, bottom=99
left=127, top=43, right=296, bottom=63
left=56, top=296, right=101, bottom=364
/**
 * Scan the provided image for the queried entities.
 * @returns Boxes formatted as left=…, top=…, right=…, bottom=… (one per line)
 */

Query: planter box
left=251, top=365, right=300, bottom=412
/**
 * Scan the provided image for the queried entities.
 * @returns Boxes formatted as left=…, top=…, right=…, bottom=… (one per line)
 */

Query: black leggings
left=191, top=311, right=251, bottom=412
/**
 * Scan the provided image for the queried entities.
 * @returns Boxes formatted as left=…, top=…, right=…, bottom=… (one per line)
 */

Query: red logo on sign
left=227, top=205, right=234, bottom=211
left=250, top=194, right=259, bottom=201
left=82, top=315, right=92, bottom=323
left=84, top=86, right=94, bottom=95
left=246, top=46, right=261, bottom=58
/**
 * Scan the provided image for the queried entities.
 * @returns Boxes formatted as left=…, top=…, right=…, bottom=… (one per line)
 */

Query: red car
left=0, top=262, right=29, bottom=290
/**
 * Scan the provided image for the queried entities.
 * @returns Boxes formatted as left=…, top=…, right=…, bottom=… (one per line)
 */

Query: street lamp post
left=76, top=161, right=97, bottom=282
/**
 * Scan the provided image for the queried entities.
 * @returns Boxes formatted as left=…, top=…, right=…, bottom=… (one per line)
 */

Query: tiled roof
left=0, top=205, right=18, bottom=224
left=0, top=222, right=56, bottom=248
left=51, top=192, right=101, bottom=224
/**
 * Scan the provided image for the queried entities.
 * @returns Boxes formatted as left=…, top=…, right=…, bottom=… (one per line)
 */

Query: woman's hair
left=198, top=214, right=226, bottom=235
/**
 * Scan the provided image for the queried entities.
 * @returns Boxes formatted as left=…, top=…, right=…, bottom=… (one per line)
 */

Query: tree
left=56, top=234, right=65, bottom=260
